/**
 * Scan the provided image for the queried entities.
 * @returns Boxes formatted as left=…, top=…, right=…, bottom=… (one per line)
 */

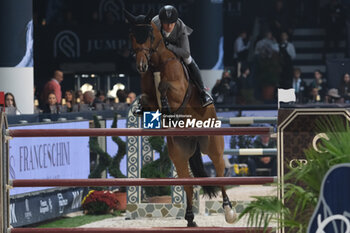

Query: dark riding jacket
left=152, top=15, right=193, bottom=60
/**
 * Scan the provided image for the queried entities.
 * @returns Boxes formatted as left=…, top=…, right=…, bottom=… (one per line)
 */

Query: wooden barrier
left=10, top=177, right=276, bottom=187
left=9, top=227, right=273, bottom=233
left=7, top=127, right=272, bottom=137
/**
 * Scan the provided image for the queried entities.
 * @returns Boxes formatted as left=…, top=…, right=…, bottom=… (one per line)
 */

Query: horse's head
left=124, top=9, right=156, bottom=74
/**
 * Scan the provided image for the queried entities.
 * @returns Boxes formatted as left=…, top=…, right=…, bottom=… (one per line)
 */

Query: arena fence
left=1, top=113, right=275, bottom=233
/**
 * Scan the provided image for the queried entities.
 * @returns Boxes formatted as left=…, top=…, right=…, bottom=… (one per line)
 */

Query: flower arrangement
left=81, top=190, right=120, bottom=214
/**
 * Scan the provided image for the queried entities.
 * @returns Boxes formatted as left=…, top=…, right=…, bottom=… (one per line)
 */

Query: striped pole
left=219, top=117, right=277, bottom=125
left=223, top=148, right=277, bottom=156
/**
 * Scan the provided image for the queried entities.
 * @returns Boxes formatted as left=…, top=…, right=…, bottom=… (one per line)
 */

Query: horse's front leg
left=140, top=71, right=158, bottom=111
left=167, top=138, right=197, bottom=227
left=158, top=81, right=171, bottom=114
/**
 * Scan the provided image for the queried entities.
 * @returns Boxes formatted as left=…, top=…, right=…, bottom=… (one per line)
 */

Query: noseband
left=132, top=24, right=162, bottom=64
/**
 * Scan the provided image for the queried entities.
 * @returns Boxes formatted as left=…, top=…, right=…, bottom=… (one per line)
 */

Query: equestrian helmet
left=159, top=5, right=178, bottom=24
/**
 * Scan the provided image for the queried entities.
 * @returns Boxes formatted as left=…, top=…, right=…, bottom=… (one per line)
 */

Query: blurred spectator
left=96, top=90, right=107, bottom=103
left=279, top=32, right=296, bottom=88
left=292, top=68, right=308, bottom=103
left=322, top=0, right=345, bottom=56
left=90, top=11, right=99, bottom=26
left=309, top=70, right=328, bottom=101
left=75, top=90, right=84, bottom=104
left=233, top=30, right=250, bottom=63
left=236, top=65, right=254, bottom=104
left=255, top=32, right=281, bottom=102
left=309, top=87, right=323, bottom=103
left=339, top=72, right=350, bottom=102
left=64, top=90, right=75, bottom=112
left=253, top=134, right=277, bottom=176
left=325, top=88, right=343, bottom=103
left=255, top=31, right=279, bottom=58
left=43, top=92, right=59, bottom=114
left=127, top=92, right=137, bottom=104
left=83, top=91, right=102, bottom=110
left=269, top=0, right=290, bottom=38
left=63, top=10, right=78, bottom=26
left=5, top=92, right=20, bottom=115
left=41, top=70, right=64, bottom=105
left=115, top=89, right=129, bottom=113
left=116, top=90, right=127, bottom=103
left=280, top=32, right=296, bottom=59
left=212, top=69, right=236, bottom=104
left=345, top=1, right=350, bottom=57
left=229, top=135, right=256, bottom=176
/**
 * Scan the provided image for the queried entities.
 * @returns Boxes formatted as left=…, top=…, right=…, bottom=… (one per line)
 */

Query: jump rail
left=219, top=117, right=277, bottom=125
left=224, top=148, right=277, bottom=156
left=10, top=177, right=277, bottom=187
left=6, top=127, right=272, bottom=138
left=9, top=227, right=272, bottom=233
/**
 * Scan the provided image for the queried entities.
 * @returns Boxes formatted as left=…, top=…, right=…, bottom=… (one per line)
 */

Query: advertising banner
left=10, top=187, right=88, bottom=227
left=278, top=108, right=350, bottom=232
left=9, top=121, right=90, bottom=195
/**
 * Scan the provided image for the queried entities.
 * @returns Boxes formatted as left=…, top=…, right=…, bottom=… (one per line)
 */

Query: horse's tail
left=189, top=143, right=219, bottom=198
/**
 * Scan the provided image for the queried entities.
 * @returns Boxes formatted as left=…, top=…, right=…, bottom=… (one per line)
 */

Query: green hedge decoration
left=141, top=136, right=172, bottom=197
left=89, top=114, right=126, bottom=181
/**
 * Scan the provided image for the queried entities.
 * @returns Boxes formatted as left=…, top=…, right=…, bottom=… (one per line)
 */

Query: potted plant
left=81, top=190, right=120, bottom=214
left=141, top=136, right=172, bottom=202
left=240, top=116, right=350, bottom=232
left=256, top=53, right=281, bottom=101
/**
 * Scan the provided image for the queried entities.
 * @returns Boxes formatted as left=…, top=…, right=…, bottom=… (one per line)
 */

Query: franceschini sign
left=9, top=121, right=90, bottom=195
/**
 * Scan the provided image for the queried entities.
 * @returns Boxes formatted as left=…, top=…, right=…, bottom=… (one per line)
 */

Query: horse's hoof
left=224, top=206, right=237, bottom=224
left=187, top=221, right=198, bottom=227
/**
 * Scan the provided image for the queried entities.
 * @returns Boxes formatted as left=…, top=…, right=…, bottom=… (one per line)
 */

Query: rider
left=152, top=5, right=213, bottom=108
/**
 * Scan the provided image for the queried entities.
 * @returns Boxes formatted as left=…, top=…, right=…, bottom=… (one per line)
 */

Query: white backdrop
left=0, top=67, right=34, bottom=114
left=201, top=69, right=223, bottom=93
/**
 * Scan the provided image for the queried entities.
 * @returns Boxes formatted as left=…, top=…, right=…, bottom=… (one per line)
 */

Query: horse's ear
left=145, top=9, right=153, bottom=23
left=123, top=9, right=136, bottom=24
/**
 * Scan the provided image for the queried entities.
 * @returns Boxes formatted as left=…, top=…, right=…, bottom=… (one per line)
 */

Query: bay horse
left=124, top=10, right=236, bottom=227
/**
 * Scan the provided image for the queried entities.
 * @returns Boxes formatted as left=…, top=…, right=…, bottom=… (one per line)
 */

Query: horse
left=124, top=10, right=236, bottom=227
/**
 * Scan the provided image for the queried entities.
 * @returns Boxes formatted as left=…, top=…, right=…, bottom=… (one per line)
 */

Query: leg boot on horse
left=187, top=60, right=213, bottom=107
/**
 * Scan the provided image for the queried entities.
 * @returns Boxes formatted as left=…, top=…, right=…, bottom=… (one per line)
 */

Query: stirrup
left=132, top=105, right=143, bottom=116
left=200, top=92, right=213, bottom=108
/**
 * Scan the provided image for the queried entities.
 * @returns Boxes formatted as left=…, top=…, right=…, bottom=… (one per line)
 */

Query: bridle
left=131, top=24, right=162, bottom=65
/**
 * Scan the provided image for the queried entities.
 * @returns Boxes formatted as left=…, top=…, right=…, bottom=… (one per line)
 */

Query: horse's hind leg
left=207, top=136, right=237, bottom=223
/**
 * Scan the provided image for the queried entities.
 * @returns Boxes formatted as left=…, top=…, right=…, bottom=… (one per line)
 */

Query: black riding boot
left=133, top=103, right=143, bottom=116
left=187, top=60, right=213, bottom=107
